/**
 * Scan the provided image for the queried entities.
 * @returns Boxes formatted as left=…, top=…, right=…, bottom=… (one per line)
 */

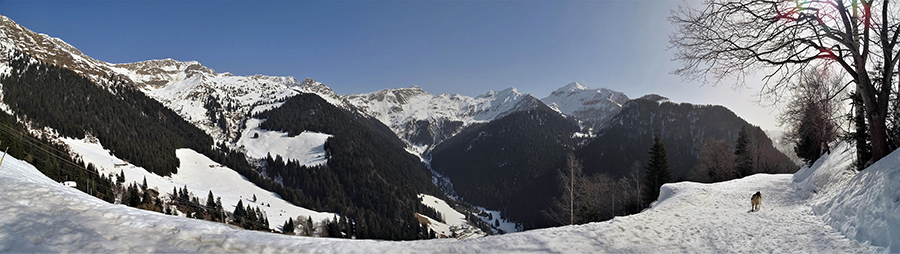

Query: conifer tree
left=117, top=170, right=125, bottom=183
left=734, top=126, right=754, bottom=176
left=283, top=218, right=295, bottom=235
left=234, top=200, right=245, bottom=221
left=643, top=135, right=671, bottom=206
left=794, top=110, right=822, bottom=165
left=304, top=217, right=314, bottom=236
left=206, top=191, right=216, bottom=209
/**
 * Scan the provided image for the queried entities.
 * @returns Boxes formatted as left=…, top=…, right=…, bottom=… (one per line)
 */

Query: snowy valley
left=1, top=141, right=896, bottom=252
left=0, top=10, right=897, bottom=253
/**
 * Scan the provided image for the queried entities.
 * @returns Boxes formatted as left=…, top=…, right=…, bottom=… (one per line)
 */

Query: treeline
left=687, top=126, right=793, bottom=183
left=255, top=93, right=446, bottom=240
left=545, top=136, right=668, bottom=227
left=1, top=51, right=212, bottom=176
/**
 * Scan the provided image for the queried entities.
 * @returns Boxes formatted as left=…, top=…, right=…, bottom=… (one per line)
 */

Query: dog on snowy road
left=751, top=191, right=762, bottom=212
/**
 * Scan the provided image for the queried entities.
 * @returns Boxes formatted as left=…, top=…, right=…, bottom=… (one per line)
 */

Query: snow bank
left=793, top=142, right=900, bottom=252
left=791, top=142, right=858, bottom=197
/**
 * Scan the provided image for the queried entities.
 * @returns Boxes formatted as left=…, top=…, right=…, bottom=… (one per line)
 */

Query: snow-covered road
left=0, top=151, right=874, bottom=253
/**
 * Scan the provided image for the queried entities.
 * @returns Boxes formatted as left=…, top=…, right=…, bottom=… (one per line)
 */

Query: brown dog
left=751, top=191, right=762, bottom=211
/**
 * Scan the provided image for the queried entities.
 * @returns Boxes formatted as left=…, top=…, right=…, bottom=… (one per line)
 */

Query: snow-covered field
left=60, top=138, right=336, bottom=232
left=3, top=141, right=895, bottom=252
left=236, top=118, right=331, bottom=166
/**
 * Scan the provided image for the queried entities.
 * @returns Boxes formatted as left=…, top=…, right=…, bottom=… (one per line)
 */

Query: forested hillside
left=1, top=51, right=445, bottom=239
left=1, top=51, right=211, bottom=176
left=429, top=106, right=580, bottom=228
left=577, top=96, right=796, bottom=181
left=256, top=93, right=447, bottom=240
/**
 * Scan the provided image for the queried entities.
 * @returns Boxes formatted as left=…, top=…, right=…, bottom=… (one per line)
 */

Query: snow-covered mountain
left=0, top=15, right=347, bottom=145
left=0, top=16, right=113, bottom=84
left=346, top=86, right=546, bottom=152
left=1, top=15, right=629, bottom=158
left=541, top=81, right=629, bottom=129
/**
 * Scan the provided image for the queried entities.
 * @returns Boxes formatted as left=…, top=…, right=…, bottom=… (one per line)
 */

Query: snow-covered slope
left=137, top=66, right=346, bottom=143
left=60, top=138, right=336, bottom=232
left=416, top=194, right=485, bottom=239
left=540, top=82, right=628, bottom=128
left=4, top=142, right=885, bottom=252
left=792, top=142, right=900, bottom=252
left=346, top=86, right=546, bottom=151
left=236, top=119, right=331, bottom=166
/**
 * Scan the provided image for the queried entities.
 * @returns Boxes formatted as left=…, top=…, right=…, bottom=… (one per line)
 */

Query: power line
left=0, top=122, right=98, bottom=174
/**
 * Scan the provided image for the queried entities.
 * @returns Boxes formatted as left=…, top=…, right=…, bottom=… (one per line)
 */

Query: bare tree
left=546, top=153, right=582, bottom=226
left=779, top=69, right=846, bottom=163
left=671, top=0, right=900, bottom=163
left=567, top=153, right=577, bottom=225
left=689, top=139, right=737, bottom=183
left=544, top=154, right=636, bottom=226
left=628, top=160, right=643, bottom=209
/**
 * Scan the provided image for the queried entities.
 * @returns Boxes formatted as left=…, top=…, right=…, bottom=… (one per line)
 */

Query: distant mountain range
left=0, top=15, right=797, bottom=235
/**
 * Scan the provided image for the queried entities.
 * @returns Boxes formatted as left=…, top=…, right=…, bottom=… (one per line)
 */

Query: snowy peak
left=357, top=85, right=430, bottom=106
left=0, top=15, right=114, bottom=84
left=347, top=85, right=546, bottom=151
left=541, top=82, right=629, bottom=127
left=295, top=78, right=346, bottom=106
left=112, top=58, right=217, bottom=88
left=550, top=82, right=590, bottom=96
left=477, top=87, right=523, bottom=101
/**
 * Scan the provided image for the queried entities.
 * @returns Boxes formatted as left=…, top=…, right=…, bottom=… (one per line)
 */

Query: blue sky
left=0, top=0, right=780, bottom=131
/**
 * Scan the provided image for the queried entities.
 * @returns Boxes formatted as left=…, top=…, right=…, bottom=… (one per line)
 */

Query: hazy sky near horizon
left=1, top=0, right=784, bottom=131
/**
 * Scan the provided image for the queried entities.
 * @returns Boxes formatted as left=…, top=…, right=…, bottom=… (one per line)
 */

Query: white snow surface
left=4, top=142, right=890, bottom=252
left=237, top=118, right=331, bottom=166
left=792, top=142, right=900, bottom=252
left=59, top=138, right=335, bottom=232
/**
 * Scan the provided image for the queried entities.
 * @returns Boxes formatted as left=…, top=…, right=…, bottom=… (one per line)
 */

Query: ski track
left=0, top=153, right=869, bottom=253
